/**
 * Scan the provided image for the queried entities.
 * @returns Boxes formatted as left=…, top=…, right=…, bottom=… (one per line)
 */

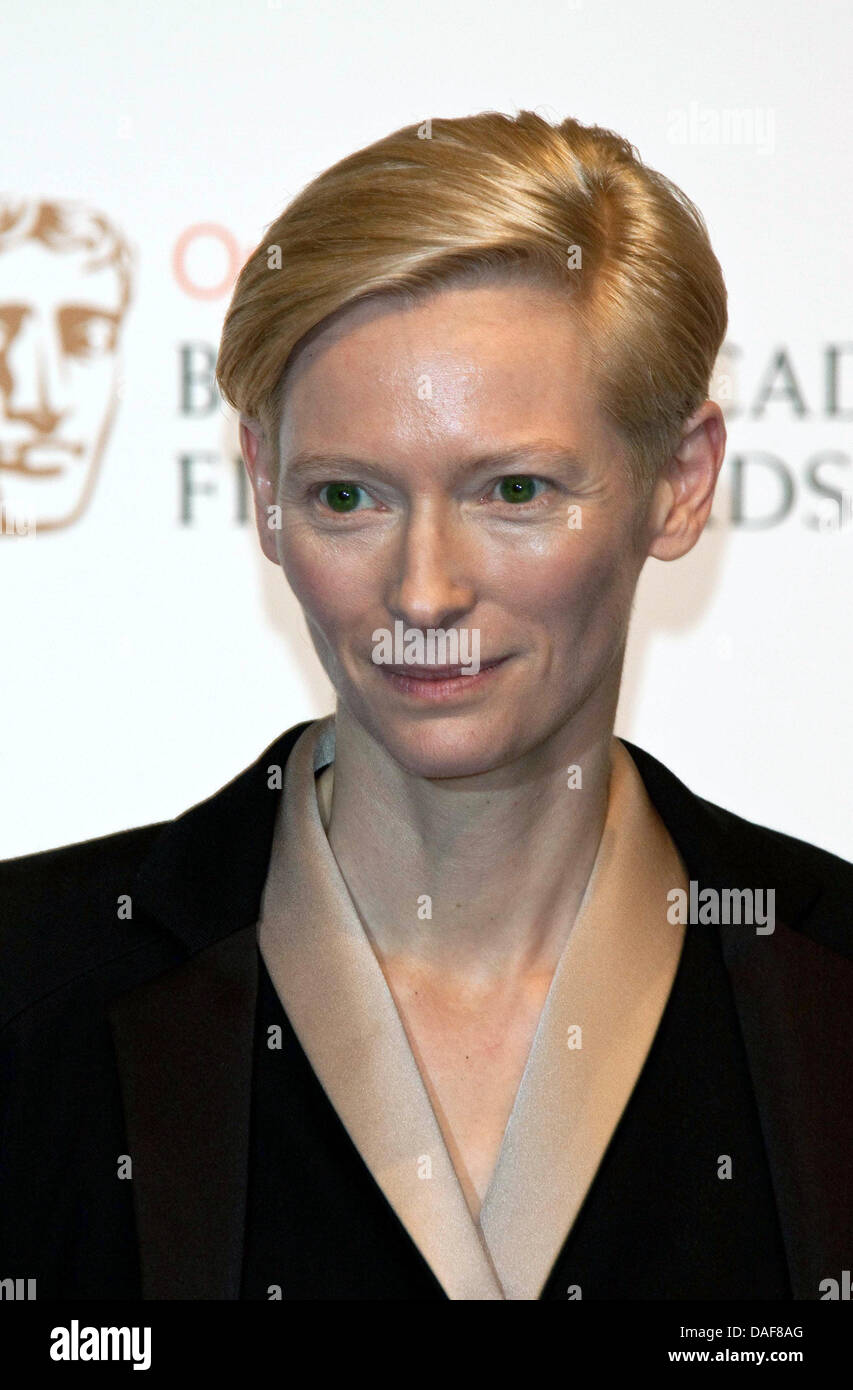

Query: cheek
left=278, top=521, right=376, bottom=637
left=501, top=529, right=637, bottom=652
left=277, top=523, right=333, bottom=624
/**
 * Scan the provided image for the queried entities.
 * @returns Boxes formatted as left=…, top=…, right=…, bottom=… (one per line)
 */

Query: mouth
left=0, top=442, right=83, bottom=475
left=376, top=655, right=510, bottom=701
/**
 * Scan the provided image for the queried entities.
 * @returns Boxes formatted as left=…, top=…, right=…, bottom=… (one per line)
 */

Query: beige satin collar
left=257, top=715, right=688, bottom=1300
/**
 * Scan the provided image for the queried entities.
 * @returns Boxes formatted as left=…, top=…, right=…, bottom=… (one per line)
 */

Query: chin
left=368, top=709, right=536, bottom=781
left=387, top=739, right=510, bottom=782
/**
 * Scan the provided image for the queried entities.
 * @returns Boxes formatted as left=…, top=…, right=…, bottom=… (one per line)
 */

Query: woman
left=2, top=111, right=851, bottom=1301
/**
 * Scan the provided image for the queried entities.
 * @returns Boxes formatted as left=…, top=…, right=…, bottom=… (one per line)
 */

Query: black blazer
left=1, top=720, right=852, bottom=1299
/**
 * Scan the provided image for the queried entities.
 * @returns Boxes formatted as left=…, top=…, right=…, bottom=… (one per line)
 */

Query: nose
left=3, top=314, right=70, bottom=433
left=385, top=500, right=476, bottom=632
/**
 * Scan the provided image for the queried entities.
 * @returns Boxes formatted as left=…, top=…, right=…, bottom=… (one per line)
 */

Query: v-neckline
left=358, top=925, right=562, bottom=1226
left=312, top=728, right=579, bottom=1224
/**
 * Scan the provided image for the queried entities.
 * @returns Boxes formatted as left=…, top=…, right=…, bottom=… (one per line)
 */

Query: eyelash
left=313, top=476, right=553, bottom=513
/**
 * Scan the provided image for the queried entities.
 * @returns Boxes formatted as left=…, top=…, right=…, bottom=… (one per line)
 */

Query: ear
left=646, top=401, right=727, bottom=561
left=239, top=417, right=279, bottom=564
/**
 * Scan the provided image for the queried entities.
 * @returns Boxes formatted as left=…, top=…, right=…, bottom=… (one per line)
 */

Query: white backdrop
left=1, top=0, right=851, bottom=861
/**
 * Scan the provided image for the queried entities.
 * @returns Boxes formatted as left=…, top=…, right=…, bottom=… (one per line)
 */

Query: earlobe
left=644, top=471, right=686, bottom=562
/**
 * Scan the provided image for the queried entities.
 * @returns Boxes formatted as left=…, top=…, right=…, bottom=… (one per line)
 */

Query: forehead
left=0, top=242, right=123, bottom=312
left=278, top=282, right=609, bottom=458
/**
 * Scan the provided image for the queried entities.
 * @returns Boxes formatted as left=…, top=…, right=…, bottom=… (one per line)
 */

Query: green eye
left=498, top=475, right=540, bottom=504
left=320, top=482, right=364, bottom=512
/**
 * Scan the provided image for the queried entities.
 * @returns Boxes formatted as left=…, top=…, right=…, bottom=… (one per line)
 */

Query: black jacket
left=1, top=721, right=851, bottom=1299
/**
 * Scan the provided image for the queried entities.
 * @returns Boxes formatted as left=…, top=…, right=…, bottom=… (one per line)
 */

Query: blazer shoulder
left=703, top=796, right=853, bottom=931
left=0, top=718, right=312, bottom=1029
left=0, top=817, right=166, bottom=913
left=0, top=820, right=178, bottom=1030
left=622, top=738, right=853, bottom=958
left=0, top=717, right=318, bottom=1034
left=704, top=796, right=853, bottom=880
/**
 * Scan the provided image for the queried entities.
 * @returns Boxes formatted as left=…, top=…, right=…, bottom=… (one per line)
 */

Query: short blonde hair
left=216, top=110, right=727, bottom=494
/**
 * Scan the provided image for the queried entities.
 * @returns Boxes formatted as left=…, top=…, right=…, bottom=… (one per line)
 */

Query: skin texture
left=240, top=282, right=726, bottom=1214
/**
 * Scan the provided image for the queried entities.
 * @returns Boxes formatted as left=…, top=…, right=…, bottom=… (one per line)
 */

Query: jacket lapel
left=108, top=721, right=312, bottom=1299
left=720, top=917, right=853, bottom=1299
left=621, top=739, right=853, bottom=1300
left=108, top=925, right=258, bottom=1298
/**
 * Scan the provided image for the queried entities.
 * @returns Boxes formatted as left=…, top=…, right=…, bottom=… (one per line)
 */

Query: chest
left=381, top=965, right=554, bottom=1219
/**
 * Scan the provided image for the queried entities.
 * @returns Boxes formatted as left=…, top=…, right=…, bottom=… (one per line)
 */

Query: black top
left=241, top=918, right=791, bottom=1300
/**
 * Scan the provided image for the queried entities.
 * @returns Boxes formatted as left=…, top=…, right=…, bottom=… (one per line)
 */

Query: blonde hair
left=216, top=110, right=727, bottom=494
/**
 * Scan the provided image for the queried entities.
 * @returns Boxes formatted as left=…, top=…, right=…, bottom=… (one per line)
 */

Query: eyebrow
left=282, top=441, right=587, bottom=482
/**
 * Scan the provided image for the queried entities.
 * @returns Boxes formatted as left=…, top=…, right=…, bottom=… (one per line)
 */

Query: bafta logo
left=0, top=199, right=136, bottom=534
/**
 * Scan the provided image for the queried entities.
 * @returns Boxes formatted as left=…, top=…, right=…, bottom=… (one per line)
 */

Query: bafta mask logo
left=0, top=199, right=135, bottom=534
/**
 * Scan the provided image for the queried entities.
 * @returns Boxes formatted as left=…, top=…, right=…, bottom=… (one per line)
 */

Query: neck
left=321, top=695, right=619, bottom=986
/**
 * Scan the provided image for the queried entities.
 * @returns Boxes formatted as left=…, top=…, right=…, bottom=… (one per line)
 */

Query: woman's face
left=267, top=282, right=654, bottom=778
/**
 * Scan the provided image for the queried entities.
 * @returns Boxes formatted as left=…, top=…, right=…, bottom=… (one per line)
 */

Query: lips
left=0, top=441, right=83, bottom=474
left=380, top=658, right=506, bottom=680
